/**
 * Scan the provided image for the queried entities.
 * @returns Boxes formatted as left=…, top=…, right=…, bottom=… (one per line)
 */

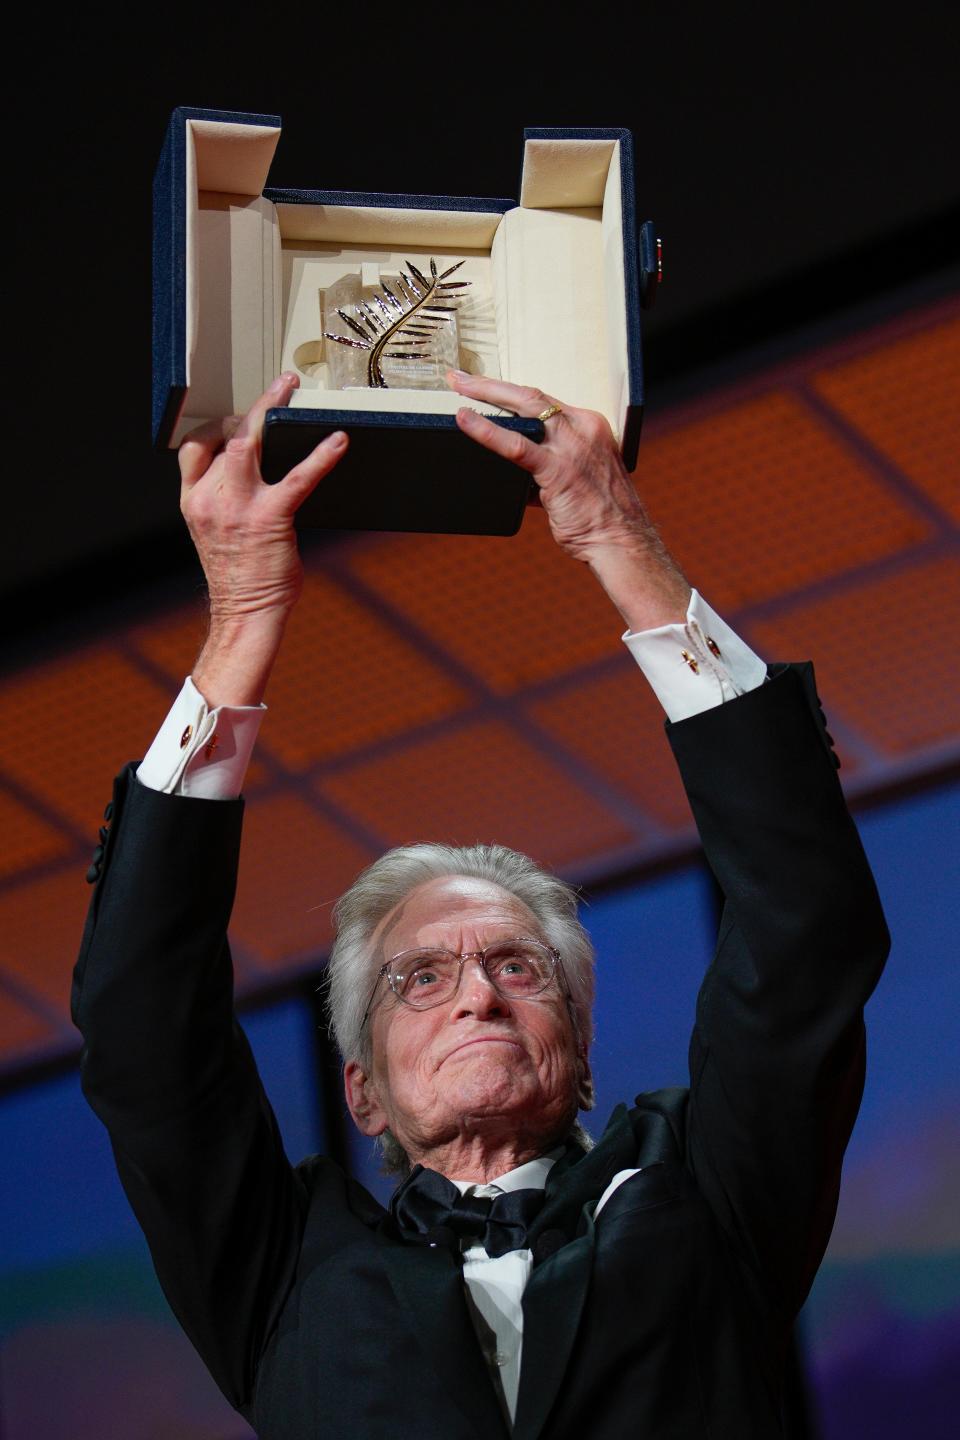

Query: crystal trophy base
left=322, top=259, right=469, bottom=390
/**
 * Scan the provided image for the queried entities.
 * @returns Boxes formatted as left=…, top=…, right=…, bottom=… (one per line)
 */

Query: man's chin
left=444, top=1058, right=535, bottom=1115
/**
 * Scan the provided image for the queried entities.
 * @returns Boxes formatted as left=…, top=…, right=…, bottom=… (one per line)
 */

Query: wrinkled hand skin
left=176, top=374, right=348, bottom=707
left=448, top=371, right=691, bottom=632
left=179, top=373, right=348, bottom=625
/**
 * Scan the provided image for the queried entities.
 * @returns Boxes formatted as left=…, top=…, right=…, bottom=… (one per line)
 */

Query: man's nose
left=453, top=957, right=510, bottom=1016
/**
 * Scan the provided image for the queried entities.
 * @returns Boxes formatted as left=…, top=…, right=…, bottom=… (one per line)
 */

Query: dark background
left=9, top=1, right=958, bottom=631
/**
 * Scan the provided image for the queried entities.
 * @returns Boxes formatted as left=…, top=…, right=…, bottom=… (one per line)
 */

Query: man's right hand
left=178, top=374, right=348, bottom=707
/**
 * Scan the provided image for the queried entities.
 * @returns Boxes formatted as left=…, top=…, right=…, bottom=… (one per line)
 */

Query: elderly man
left=73, top=370, right=888, bottom=1439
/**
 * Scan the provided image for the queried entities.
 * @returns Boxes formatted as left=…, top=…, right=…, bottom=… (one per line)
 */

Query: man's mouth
left=444, top=1036, right=523, bottom=1062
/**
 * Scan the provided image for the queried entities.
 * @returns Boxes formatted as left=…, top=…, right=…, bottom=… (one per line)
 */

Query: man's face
left=343, top=876, right=590, bottom=1168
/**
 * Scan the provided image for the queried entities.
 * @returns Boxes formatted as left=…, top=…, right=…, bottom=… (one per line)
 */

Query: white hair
left=325, top=842, right=597, bottom=1175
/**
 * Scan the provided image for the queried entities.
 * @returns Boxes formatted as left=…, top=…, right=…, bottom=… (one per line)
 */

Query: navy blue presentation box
left=153, top=108, right=657, bottom=535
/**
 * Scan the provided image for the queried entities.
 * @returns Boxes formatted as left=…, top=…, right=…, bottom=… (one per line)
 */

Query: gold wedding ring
left=537, top=404, right=564, bottom=422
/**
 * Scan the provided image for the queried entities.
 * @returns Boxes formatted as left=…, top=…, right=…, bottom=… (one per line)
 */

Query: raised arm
left=449, top=372, right=767, bottom=715
left=670, top=664, right=888, bottom=1315
left=179, top=374, right=347, bottom=706
left=452, top=371, right=890, bottom=1321
left=72, top=377, right=348, bottom=1409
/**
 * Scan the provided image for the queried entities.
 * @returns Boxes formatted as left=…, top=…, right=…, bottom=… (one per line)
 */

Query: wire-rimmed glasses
left=360, top=937, right=563, bottom=1028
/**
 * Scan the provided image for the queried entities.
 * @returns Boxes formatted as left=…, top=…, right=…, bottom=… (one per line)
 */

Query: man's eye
left=412, top=970, right=439, bottom=986
left=495, top=954, right=534, bottom=974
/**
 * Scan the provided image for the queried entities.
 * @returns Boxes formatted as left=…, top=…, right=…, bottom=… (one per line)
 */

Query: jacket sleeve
left=666, top=663, right=890, bottom=1320
left=71, top=763, right=305, bottom=1411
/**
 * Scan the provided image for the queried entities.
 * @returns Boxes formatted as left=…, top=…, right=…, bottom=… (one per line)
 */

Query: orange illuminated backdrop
left=1, top=299, right=958, bottom=1076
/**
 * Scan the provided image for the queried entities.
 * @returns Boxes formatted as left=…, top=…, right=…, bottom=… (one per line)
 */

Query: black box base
left=262, top=410, right=542, bottom=536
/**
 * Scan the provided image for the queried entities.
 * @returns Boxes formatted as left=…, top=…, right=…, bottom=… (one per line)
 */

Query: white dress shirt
left=137, top=590, right=766, bottom=800
left=133, top=587, right=766, bottom=1424
left=453, top=1154, right=557, bottom=1423
left=452, top=1154, right=652, bottom=1422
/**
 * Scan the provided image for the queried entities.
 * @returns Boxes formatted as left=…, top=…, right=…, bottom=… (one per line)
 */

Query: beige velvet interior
left=173, top=123, right=630, bottom=446
left=519, top=137, right=618, bottom=209
left=184, top=120, right=281, bottom=398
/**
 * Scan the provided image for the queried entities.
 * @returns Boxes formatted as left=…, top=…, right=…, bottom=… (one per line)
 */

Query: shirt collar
left=451, top=1148, right=562, bottom=1195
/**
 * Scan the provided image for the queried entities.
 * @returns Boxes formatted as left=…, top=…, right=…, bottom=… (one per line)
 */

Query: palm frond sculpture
left=323, top=258, right=471, bottom=388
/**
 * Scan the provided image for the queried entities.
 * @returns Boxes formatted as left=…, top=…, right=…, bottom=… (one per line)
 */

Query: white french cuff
left=622, top=589, right=768, bottom=723
left=136, top=676, right=266, bottom=799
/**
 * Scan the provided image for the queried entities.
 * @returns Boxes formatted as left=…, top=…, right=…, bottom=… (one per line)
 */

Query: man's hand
left=178, top=374, right=348, bottom=706
left=449, top=372, right=691, bottom=633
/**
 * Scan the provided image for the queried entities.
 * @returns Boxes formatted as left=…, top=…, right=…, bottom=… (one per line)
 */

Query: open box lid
left=152, top=106, right=282, bottom=449
left=154, top=111, right=652, bottom=468
left=513, top=124, right=645, bottom=467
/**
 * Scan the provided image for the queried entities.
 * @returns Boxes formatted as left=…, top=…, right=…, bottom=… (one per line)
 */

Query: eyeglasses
left=360, top=937, right=563, bottom=1026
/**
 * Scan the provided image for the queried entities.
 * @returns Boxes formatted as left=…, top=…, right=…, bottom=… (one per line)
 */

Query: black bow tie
left=390, top=1165, right=545, bottom=1259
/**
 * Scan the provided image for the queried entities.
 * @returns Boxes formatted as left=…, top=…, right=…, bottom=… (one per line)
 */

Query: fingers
left=218, top=373, right=302, bottom=492
left=450, top=369, right=574, bottom=474
left=234, top=371, right=300, bottom=443
left=178, top=415, right=243, bottom=488
left=454, top=406, right=542, bottom=473
left=447, top=369, right=561, bottom=418
left=178, top=373, right=301, bottom=490
left=275, top=431, right=350, bottom=513
left=448, top=371, right=574, bottom=479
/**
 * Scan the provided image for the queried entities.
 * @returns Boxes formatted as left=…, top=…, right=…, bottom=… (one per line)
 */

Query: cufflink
left=180, top=724, right=193, bottom=749
left=705, top=636, right=722, bottom=658
left=680, top=649, right=700, bottom=674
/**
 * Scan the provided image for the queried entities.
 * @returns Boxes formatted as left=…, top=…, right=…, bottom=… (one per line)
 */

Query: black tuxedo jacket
left=72, top=663, right=888, bottom=1439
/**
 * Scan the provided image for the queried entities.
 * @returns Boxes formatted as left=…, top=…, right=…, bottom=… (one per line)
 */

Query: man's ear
left=343, top=1060, right=389, bottom=1137
left=567, top=998, right=595, bottom=1111
left=576, top=1048, right=595, bottom=1112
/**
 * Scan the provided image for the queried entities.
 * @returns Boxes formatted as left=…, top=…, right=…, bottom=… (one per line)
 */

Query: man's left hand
left=449, top=371, right=691, bottom=632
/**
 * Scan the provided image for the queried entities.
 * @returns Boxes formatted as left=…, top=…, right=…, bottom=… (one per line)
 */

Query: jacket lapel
left=534, top=1102, right=640, bottom=1237
left=513, top=1106, right=641, bottom=1440
left=376, top=1230, right=511, bottom=1440
left=512, top=1225, right=594, bottom=1440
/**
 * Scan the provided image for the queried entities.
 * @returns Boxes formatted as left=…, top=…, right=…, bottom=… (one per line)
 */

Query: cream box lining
left=173, top=122, right=628, bottom=446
